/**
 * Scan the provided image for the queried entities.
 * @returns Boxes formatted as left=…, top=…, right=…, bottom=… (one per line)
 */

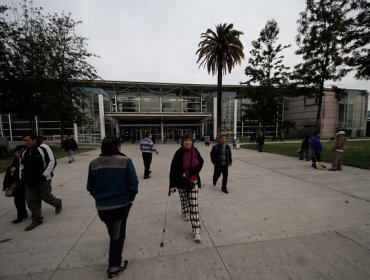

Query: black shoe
left=107, top=260, right=128, bottom=279
left=222, top=187, right=229, bottom=194
left=55, top=200, right=62, bottom=214
left=12, top=218, right=24, bottom=224
left=25, top=220, right=43, bottom=231
left=143, top=175, right=151, bottom=179
left=213, top=180, right=216, bottom=186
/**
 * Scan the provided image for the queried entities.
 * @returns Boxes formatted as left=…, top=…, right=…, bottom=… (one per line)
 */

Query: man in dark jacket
left=20, top=132, right=62, bottom=231
left=210, top=134, right=232, bottom=194
left=87, top=136, right=138, bottom=279
left=62, top=134, right=78, bottom=163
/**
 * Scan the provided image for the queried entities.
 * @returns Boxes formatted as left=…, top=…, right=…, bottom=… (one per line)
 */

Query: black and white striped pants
left=178, top=182, right=200, bottom=230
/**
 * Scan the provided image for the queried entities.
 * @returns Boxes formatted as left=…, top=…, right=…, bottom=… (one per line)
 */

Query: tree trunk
left=315, top=81, right=324, bottom=131
left=216, top=65, right=223, bottom=137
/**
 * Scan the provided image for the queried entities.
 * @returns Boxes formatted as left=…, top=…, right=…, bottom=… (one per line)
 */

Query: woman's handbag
left=5, top=182, right=17, bottom=197
left=181, top=175, right=194, bottom=190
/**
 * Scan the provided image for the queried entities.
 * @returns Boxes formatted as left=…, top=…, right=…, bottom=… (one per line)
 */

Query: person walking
left=2, top=145, right=28, bottom=223
left=20, top=132, right=62, bottom=231
left=87, top=136, right=138, bottom=279
left=62, top=134, right=78, bottom=163
left=210, top=134, right=232, bottom=194
left=0, top=136, right=9, bottom=158
left=310, top=131, right=324, bottom=169
left=299, top=135, right=310, bottom=161
left=169, top=133, right=204, bottom=243
left=257, top=133, right=265, bottom=152
left=140, top=132, right=158, bottom=179
left=328, top=131, right=347, bottom=171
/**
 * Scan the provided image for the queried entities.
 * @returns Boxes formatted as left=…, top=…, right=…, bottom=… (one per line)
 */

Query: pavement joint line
left=47, top=213, right=100, bottom=280
left=234, top=156, right=370, bottom=203
left=199, top=213, right=234, bottom=280
left=334, top=230, right=370, bottom=252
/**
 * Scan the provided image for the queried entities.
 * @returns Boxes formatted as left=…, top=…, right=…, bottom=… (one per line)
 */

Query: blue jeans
left=98, top=204, right=132, bottom=269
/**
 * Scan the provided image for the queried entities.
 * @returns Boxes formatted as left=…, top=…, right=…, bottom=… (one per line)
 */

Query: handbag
left=5, top=182, right=17, bottom=197
left=181, top=175, right=194, bottom=190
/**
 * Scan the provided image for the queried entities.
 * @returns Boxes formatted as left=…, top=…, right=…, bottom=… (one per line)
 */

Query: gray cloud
left=15, top=0, right=370, bottom=92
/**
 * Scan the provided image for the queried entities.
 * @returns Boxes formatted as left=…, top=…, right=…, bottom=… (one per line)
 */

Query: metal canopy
left=106, top=112, right=211, bottom=124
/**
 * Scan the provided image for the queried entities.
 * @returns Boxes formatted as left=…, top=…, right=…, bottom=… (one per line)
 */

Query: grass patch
left=241, top=140, right=370, bottom=170
left=0, top=145, right=98, bottom=174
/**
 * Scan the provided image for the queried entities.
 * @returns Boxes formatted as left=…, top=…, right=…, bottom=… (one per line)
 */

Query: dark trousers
left=299, top=148, right=309, bottom=160
left=312, top=151, right=321, bottom=168
left=142, top=152, right=152, bottom=178
left=98, top=204, right=132, bottom=269
left=25, top=179, right=61, bottom=221
left=213, top=165, right=229, bottom=188
left=14, top=183, right=28, bottom=219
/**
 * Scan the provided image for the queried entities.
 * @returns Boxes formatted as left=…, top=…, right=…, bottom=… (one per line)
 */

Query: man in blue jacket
left=310, top=131, right=323, bottom=169
left=87, top=136, right=139, bottom=279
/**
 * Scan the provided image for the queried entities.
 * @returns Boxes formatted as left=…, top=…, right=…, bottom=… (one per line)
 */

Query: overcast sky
left=7, top=0, right=370, bottom=93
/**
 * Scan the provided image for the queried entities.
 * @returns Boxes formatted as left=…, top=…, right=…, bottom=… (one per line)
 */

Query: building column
left=98, top=94, right=106, bottom=139
left=115, top=123, right=119, bottom=137
left=213, top=97, right=217, bottom=139
left=0, top=115, right=3, bottom=137
left=233, top=98, right=237, bottom=140
left=73, top=123, right=79, bottom=143
left=8, top=114, right=13, bottom=141
left=161, top=120, right=164, bottom=142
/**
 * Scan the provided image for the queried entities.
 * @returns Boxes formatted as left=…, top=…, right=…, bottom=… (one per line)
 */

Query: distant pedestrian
left=20, top=132, right=62, bottom=231
left=328, top=131, right=347, bottom=171
left=310, top=131, right=324, bottom=169
left=2, top=145, right=28, bottom=223
left=62, top=134, right=78, bottom=163
left=87, top=136, right=138, bottom=279
left=299, top=135, right=310, bottom=161
left=0, top=136, right=9, bottom=158
left=169, top=133, right=204, bottom=243
left=140, top=132, right=158, bottom=179
left=257, top=133, right=265, bottom=152
left=210, top=134, right=232, bottom=194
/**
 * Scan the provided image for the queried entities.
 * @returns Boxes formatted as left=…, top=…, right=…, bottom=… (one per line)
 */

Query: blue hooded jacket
left=87, top=153, right=138, bottom=209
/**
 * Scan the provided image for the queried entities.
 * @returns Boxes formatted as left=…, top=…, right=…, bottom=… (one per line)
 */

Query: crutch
left=160, top=190, right=171, bottom=247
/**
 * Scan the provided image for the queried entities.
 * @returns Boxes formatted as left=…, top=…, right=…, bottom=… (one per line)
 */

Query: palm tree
left=196, top=23, right=244, bottom=136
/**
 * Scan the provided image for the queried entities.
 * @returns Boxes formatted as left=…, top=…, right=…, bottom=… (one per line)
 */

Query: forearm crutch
left=160, top=190, right=171, bottom=247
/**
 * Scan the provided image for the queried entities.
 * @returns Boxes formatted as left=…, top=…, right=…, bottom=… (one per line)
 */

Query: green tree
left=43, top=11, right=98, bottom=139
left=196, top=23, right=244, bottom=136
left=0, top=0, right=98, bottom=137
left=294, top=0, right=352, bottom=130
left=344, top=0, right=370, bottom=79
left=240, top=19, right=291, bottom=135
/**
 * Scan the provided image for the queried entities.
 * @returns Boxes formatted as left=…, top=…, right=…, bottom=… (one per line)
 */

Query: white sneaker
left=193, top=229, right=201, bottom=243
left=182, top=213, right=190, bottom=221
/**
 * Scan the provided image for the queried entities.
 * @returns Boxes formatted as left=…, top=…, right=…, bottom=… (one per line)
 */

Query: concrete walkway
left=1, top=143, right=370, bottom=280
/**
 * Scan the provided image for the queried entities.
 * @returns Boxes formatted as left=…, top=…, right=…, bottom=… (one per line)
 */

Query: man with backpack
left=20, top=132, right=62, bottom=231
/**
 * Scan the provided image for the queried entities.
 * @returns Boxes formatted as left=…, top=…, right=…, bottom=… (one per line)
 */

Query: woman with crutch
left=169, top=133, right=204, bottom=243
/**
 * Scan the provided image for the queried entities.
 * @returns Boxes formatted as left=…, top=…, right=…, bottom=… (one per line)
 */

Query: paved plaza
left=0, top=142, right=370, bottom=280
